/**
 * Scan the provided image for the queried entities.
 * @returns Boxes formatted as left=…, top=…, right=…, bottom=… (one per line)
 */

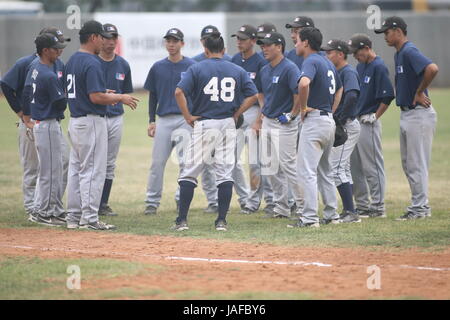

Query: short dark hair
left=80, top=33, right=92, bottom=44
left=299, top=27, right=323, bottom=51
left=204, top=32, right=224, bottom=53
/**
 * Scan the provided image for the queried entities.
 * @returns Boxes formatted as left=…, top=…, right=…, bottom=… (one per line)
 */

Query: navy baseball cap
left=285, top=16, right=314, bottom=29
left=35, top=33, right=67, bottom=51
left=201, top=25, right=220, bottom=39
left=321, top=39, right=350, bottom=54
left=374, top=16, right=407, bottom=34
left=164, top=28, right=184, bottom=41
left=79, top=20, right=113, bottom=39
left=103, top=23, right=119, bottom=37
left=256, top=23, right=277, bottom=38
left=231, top=25, right=257, bottom=40
left=39, top=27, right=71, bottom=42
left=256, top=32, right=285, bottom=47
left=348, top=33, right=372, bottom=53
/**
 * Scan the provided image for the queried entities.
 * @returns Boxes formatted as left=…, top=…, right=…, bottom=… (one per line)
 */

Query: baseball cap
left=374, top=16, right=407, bottom=34
left=231, top=25, right=257, bottom=40
left=35, top=33, right=67, bottom=52
left=256, top=23, right=277, bottom=38
left=285, top=16, right=315, bottom=29
left=79, top=20, right=113, bottom=39
left=164, top=28, right=184, bottom=41
left=39, top=26, right=71, bottom=42
left=201, top=25, right=220, bottom=39
left=103, top=23, right=119, bottom=37
left=256, top=32, right=286, bottom=47
left=321, top=39, right=349, bottom=54
left=347, top=33, right=372, bottom=53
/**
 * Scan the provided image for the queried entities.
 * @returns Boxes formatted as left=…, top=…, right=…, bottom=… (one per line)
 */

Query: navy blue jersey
left=65, top=52, right=107, bottom=117
left=192, top=52, right=232, bottom=62
left=394, top=41, right=432, bottom=108
left=231, top=52, right=268, bottom=84
left=0, top=53, right=37, bottom=109
left=356, top=56, right=395, bottom=115
left=24, top=61, right=66, bottom=120
left=98, top=55, right=133, bottom=117
left=335, top=64, right=360, bottom=120
left=144, top=57, right=196, bottom=116
left=300, top=53, right=342, bottom=113
left=286, top=48, right=304, bottom=71
left=177, top=58, right=257, bottom=119
left=256, top=57, right=301, bottom=118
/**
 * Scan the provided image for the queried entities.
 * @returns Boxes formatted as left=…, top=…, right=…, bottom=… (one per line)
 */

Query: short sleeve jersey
left=335, top=64, right=360, bottom=120
left=177, top=58, right=257, bottom=119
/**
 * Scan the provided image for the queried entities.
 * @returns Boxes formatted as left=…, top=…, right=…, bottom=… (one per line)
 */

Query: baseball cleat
left=171, top=221, right=189, bottom=231
left=340, top=212, right=361, bottom=223
left=239, top=207, right=254, bottom=215
left=79, top=221, right=116, bottom=231
left=215, top=220, right=228, bottom=231
left=319, top=218, right=341, bottom=225
left=33, top=215, right=65, bottom=227
left=66, top=221, right=79, bottom=229
left=203, top=204, right=218, bottom=214
left=99, top=205, right=118, bottom=216
left=144, top=206, right=157, bottom=215
left=395, top=212, right=426, bottom=221
left=287, top=220, right=320, bottom=228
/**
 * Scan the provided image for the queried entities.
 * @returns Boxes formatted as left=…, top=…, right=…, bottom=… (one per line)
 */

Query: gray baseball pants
left=400, top=105, right=437, bottom=216
left=298, top=110, right=337, bottom=223
left=350, top=116, right=385, bottom=213
left=66, top=115, right=107, bottom=225
left=105, top=115, right=123, bottom=180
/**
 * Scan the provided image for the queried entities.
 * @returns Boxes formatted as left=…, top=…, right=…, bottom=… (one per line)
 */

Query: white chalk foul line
left=1, top=243, right=450, bottom=271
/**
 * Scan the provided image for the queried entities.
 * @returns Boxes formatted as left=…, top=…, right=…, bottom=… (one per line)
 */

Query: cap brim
left=231, top=32, right=251, bottom=40
left=285, top=23, right=302, bottom=29
left=164, top=35, right=183, bottom=41
left=64, top=37, right=71, bottom=42
left=52, top=43, right=67, bottom=49
left=321, top=44, right=334, bottom=51
left=374, top=26, right=389, bottom=34
left=256, top=39, right=274, bottom=45
left=100, top=32, right=114, bottom=39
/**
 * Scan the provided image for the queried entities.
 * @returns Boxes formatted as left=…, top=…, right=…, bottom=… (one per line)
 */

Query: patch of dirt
left=1, top=228, right=449, bottom=299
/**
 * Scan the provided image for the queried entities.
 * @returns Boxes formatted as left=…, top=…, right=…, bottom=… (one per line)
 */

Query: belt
left=319, top=111, right=329, bottom=116
left=400, top=106, right=416, bottom=111
left=72, top=114, right=105, bottom=118
left=34, top=118, right=62, bottom=124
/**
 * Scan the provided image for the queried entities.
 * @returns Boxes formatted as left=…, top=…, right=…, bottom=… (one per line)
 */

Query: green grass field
left=0, top=89, right=449, bottom=299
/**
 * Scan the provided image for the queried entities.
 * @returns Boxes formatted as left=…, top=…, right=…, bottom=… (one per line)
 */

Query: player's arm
left=89, top=92, right=139, bottom=109
left=298, top=76, right=312, bottom=121
left=0, top=82, right=23, bottom=119
left=374, top=65, right=395, bottom=120
left=414, top=63, right=439, bottom=107
left=175, top=87, right=200, bottom=127
left=21, top=84, right=34, bottom=129
left=234, top=94, right=258, bottom=125
left=332, top=87, right=343, bottom=113
left=251, top=94, right=264, bottom=135
left=148, top=92, right=157, bottom=137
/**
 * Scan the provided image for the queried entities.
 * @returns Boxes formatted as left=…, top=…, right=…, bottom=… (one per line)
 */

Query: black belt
left=72, top=114, right=105, bottom=118
left=400, top=106, right=416, bottom=111
left=320, top=110, right=330, bottom=116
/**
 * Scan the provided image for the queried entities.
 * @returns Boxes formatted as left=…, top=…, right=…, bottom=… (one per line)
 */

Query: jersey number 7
left=203, top=77, right=236, bottom=102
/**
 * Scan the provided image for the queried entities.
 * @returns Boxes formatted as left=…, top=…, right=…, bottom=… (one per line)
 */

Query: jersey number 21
left=203, top=77, right=236, bottom=102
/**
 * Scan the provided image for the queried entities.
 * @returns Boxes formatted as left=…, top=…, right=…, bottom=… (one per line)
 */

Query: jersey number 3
left=203, top=77, right=236, bottom=102
left=327, top=70, right=336, bottom=95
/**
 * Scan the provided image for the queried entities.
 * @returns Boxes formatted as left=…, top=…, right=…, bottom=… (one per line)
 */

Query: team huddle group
left=0, top=14, right=438, bottom=231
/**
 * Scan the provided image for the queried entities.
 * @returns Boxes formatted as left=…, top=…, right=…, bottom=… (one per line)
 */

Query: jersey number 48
left=203, top=77, right=236, bottom=102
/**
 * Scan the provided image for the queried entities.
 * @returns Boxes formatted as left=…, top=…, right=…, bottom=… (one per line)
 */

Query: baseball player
left=21, top=33, right=67, bottom=227
left=348, top=33, right=395, bottom=219
left=322, top=39, right=361, bottom=223
left=253, top=32, right=304, bottom=219
left=173, top=32, right=258, bottom=231
left=0, top=27, right=69, bottom=219
left=256, top=23, right=277, bottom=60
left=143, top=28, right=197, bottom=215
left=284, top=16, right=315, bottom=70
left=375, top=16, right=438, bottom=220
left=193, top=25, right=232, bottom=62
left=97, top=23, right=134, bottom=217
left=65, top=20, right=138, bottom=230
left=230, top=24, right=274, bottom=214
left=288, top=27, right=343, bottom=228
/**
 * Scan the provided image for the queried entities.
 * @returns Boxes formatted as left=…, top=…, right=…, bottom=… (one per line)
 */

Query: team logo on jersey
left=248, top=72, right=256, bottom=79
left=115, top=73, right=125, bottom=80
left=364, top=76, right=371, bottom=84
left=397, top=65, right=404, bottom=74
left=31, top=69, right=39, bottom=80
left=272, top=76, right=279, bottom=83
left=57, top=71, right=63, bottom=78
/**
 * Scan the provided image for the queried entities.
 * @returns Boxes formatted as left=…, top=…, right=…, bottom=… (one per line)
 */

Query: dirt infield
left=1, top=228, right=449, bottom=299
